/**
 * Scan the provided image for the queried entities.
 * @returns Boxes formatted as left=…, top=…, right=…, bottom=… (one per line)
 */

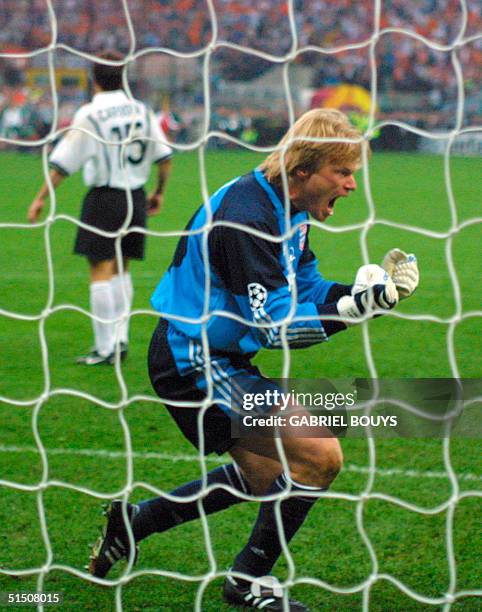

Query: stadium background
left=0, top=1, right=481, bottom=610
left=1, top=0, right=481, bottom=147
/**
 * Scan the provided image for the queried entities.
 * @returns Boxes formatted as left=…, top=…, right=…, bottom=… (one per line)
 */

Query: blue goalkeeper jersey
left=151, top=168, right=338, bottom=361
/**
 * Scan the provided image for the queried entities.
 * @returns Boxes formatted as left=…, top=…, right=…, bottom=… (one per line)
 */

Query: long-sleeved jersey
left=151, top=168, right=347, bottom=361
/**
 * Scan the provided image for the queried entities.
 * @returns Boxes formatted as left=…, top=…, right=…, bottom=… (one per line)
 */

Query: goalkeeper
left=89, top=108, right=419, bottom=610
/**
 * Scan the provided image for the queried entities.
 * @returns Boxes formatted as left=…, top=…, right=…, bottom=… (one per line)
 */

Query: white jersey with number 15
left=49, top=89, right=172, bottom=190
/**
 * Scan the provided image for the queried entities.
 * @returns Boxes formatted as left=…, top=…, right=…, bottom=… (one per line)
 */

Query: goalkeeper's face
left=290, top=161, right=359, bottom=222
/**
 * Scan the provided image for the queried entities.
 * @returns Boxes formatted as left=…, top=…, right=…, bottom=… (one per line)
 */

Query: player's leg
left=110, top=257, right=131, bottom=361
left=226, top=430, right=341, bottom=583
left=110, top=187, right=147, bottom=359
left=88, top=406, right=254, bottom=578
left=220, top=427, right=341, bottom=610
left=76, top=258, right=117, bottom=364
left=88, top=454, right=252, bottom=578
left=222, top=453, right=307, bottom=610
left=74, top=187, right=125, bottom=364
left=89, top=258, right=117, bottom=281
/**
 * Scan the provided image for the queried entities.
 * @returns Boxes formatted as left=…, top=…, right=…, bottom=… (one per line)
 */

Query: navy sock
left=132, top=463, right=250, bottom=541
left=232, top=473, right=324, bottom=578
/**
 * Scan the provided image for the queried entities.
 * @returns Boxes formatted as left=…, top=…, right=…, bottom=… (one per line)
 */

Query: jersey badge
left=299, top=224, right=308, bottom=251
left=248, top=283, right=268, bottom=311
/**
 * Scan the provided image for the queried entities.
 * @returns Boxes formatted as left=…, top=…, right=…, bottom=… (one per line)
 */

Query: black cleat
left=108, top=342, right=128, bottom=365
left=77, top=350, right=114, bottom=366
left=223, top=574, right=309, bottom=611
left=88, top=500, right=138, bottom=578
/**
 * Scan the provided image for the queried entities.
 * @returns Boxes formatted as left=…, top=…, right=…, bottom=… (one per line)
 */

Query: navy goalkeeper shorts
left=148, top=319, right=279, bottom=455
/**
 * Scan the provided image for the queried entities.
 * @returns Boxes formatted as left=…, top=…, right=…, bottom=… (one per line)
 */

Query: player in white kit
left=28, top=51, right=173, bottom=365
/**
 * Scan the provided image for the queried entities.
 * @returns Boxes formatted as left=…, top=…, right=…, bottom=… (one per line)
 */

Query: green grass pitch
left=0, top=148, right=480, bottom=611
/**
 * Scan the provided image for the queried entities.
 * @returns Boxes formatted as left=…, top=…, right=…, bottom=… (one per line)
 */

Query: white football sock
left=90, top=281, right=116, bottom=357
left=110, top=272, right=133, bottom=345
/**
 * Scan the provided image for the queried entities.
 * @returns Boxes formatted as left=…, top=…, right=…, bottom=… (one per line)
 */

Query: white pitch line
left=0, top=444, right=481, bottom=483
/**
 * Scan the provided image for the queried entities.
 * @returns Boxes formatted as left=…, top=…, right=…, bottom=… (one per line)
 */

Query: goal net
left=0, top=0, right=480, bottom=609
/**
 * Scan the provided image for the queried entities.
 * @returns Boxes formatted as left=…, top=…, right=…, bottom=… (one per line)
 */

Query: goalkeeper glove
left=337, top=279, right=398, bottom=325
left=382, top=248, right=419, bottom=299
left=352, top=264, right=390, bottom=294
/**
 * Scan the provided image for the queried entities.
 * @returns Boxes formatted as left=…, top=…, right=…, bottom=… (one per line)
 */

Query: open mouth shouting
left=316, top=195, right=340, bottom=221
left=327, top=196, right=338, bottom=216
left=290, top=161, right=358, bottom=222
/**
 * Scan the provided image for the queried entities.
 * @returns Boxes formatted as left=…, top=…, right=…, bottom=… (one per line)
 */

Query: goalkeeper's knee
left=291, top=437, right=343, bottom=489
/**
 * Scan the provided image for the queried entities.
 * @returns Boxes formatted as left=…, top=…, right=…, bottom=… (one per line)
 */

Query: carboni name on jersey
left=97, top=103, right=143, bottom=123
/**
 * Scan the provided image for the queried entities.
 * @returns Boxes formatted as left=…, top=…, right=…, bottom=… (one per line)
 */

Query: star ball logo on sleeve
left=248, top=283, right=268, bottom=311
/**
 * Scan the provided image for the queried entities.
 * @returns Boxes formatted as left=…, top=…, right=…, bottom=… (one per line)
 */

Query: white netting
left=0, top=0, right=481, bottom=609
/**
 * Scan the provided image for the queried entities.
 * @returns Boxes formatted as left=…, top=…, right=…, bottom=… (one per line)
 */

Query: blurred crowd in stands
left=0, top=0, right=480, bottom=144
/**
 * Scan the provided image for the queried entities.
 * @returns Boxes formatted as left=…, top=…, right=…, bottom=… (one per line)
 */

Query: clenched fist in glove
left=382, top=249, right=419, bottom=299
left=337, top=265, right=399, bottom=325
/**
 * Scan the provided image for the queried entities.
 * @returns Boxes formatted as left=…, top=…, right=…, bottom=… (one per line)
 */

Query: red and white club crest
left=299, top=224, right=308, bottom=251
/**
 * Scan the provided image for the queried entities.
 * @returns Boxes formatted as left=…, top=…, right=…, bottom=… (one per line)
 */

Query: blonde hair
left=260, top=108, right=367, bottom=184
